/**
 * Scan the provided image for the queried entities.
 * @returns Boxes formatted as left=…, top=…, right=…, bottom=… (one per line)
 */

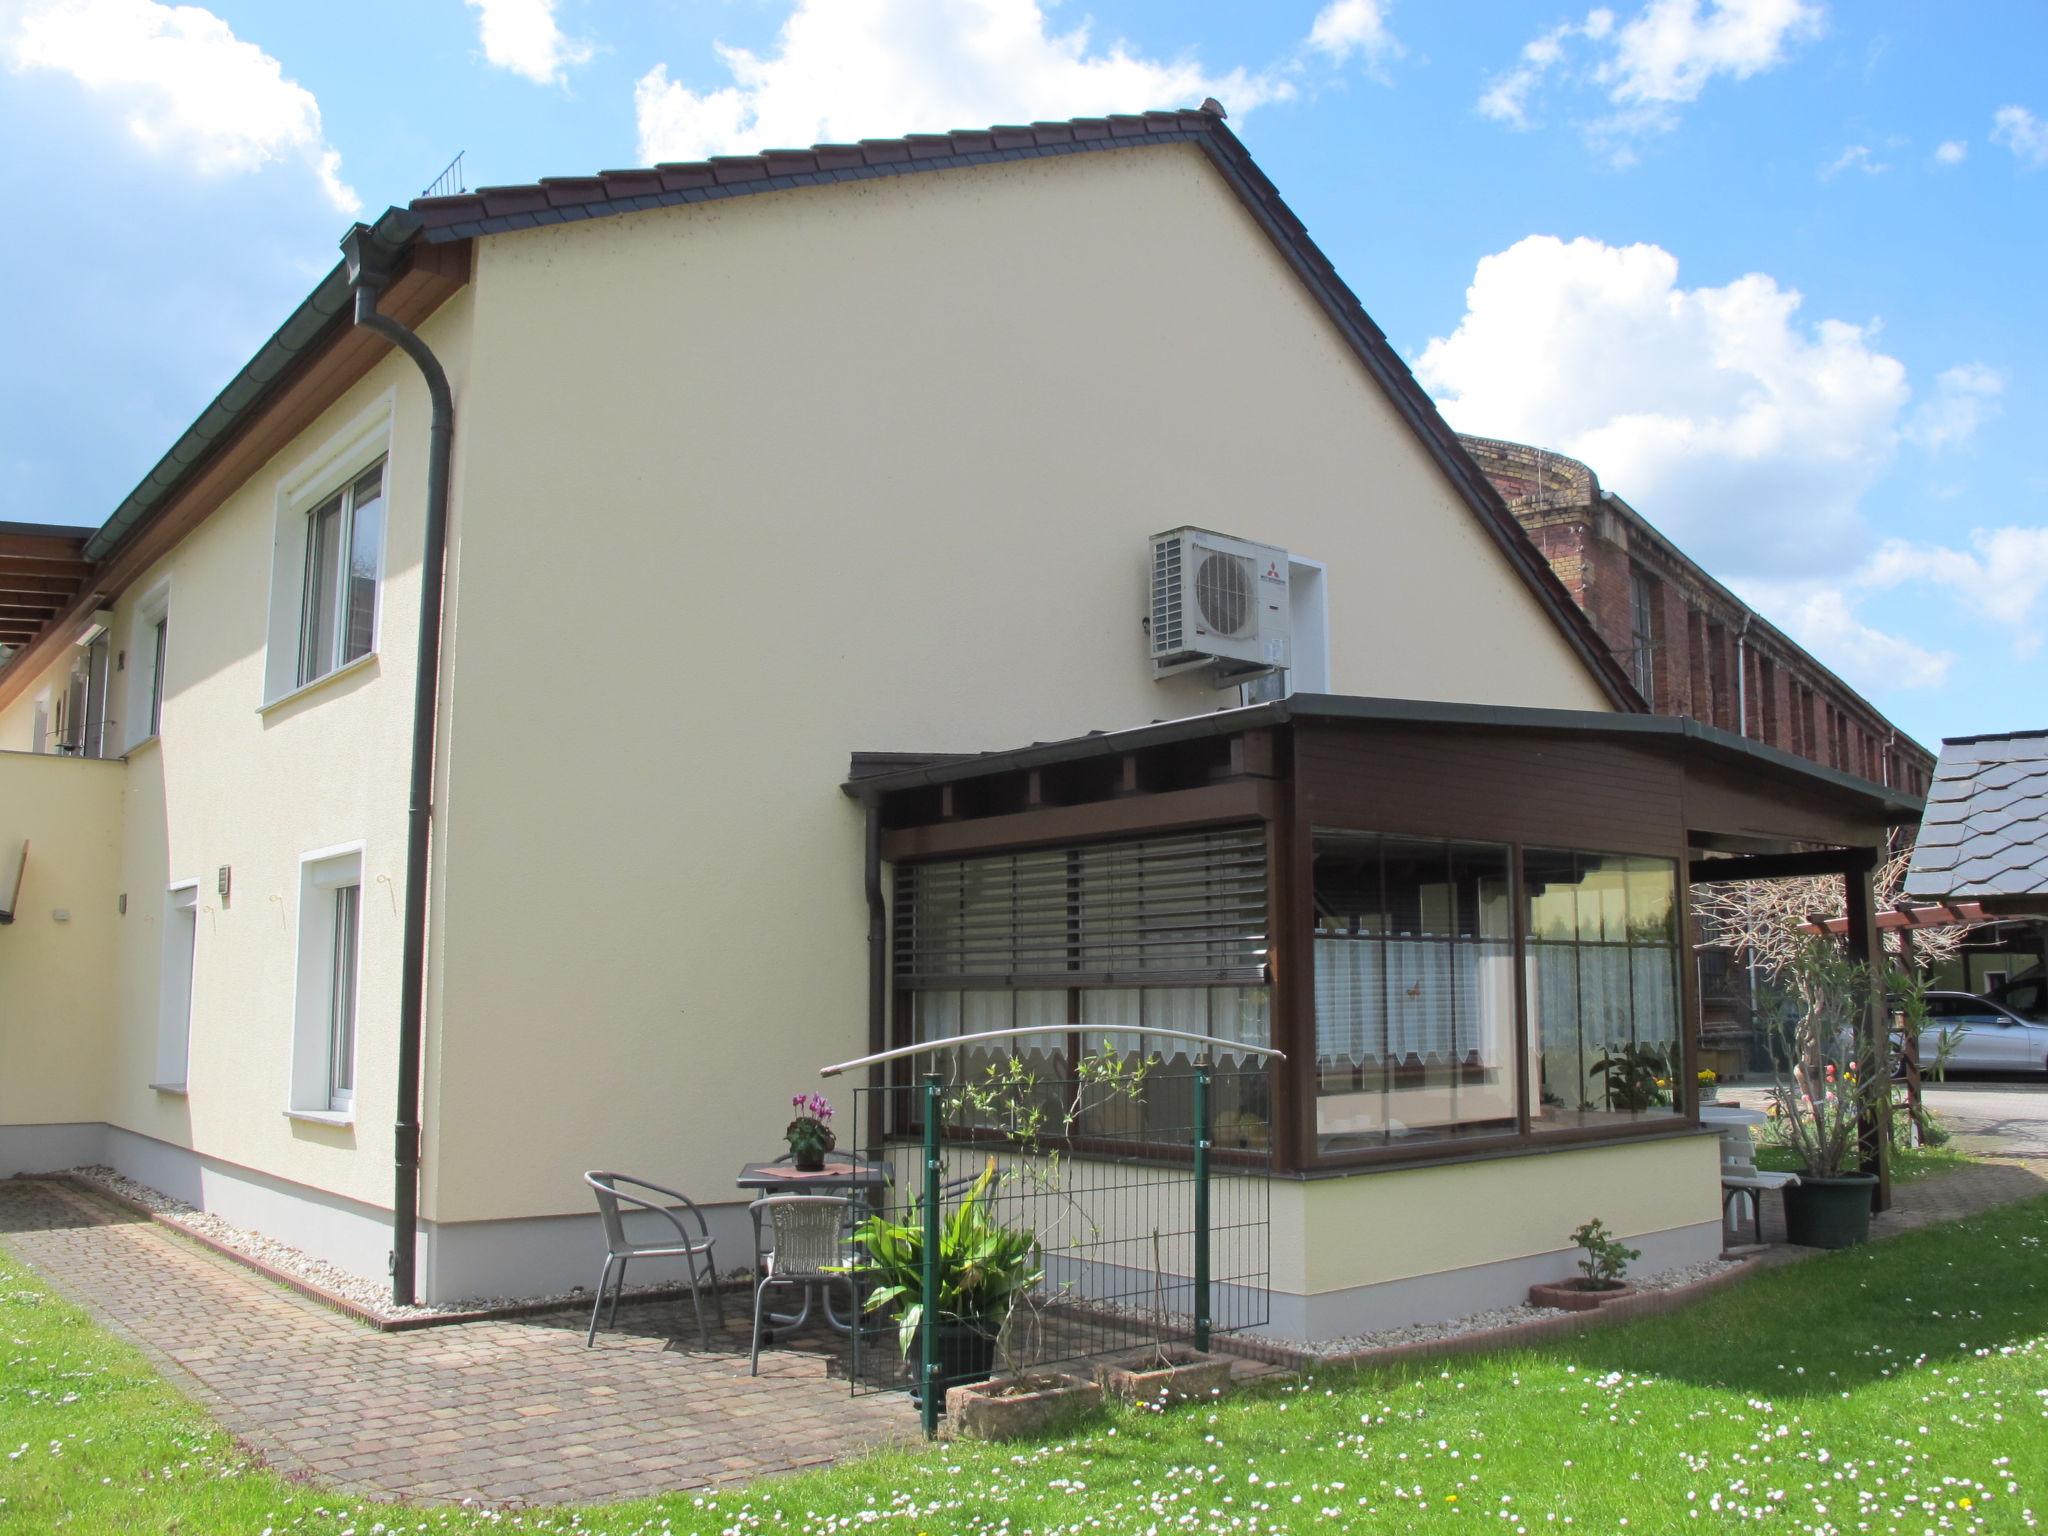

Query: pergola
left=0, top=523, right=95, bottom=656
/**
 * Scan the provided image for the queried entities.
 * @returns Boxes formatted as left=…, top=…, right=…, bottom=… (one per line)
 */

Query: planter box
left=946, top=1371, right=1102, bottom=1441
left=1528, top=1279, right=1637, bottom=1312
left=1782, top=1173, right=1876, bottom=1249
left=1095, top=1345, right=1236, bottom=1404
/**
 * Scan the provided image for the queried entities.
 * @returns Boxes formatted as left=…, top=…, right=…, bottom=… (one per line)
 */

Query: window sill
left=259, top=652, right=378, bottom=716
left=148, top=1082, right=188, bottom=1096
left=284, top=1107, right=354, bottom=1128
left=123, top=734, right=160, bottom=759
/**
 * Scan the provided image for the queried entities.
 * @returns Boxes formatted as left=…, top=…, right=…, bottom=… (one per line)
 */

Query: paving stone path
left=0, top=1179, right=915, bottom=1506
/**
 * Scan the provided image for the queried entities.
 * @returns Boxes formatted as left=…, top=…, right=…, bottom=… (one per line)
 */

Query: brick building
left=1461, top=435, right=1934, bottom=796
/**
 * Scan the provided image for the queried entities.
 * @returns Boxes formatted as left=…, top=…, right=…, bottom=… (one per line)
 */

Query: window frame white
left=154, top=880, right=199, bottom=1090
left=290, top=843, right=366, bottom=1118
left=127, top=580, right=172, bottom=751
left=263, top=395, right=395, bottom=707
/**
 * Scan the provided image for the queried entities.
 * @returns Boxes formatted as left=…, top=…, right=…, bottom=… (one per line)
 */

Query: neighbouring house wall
left=0, top=292, right=473, bottom=1271
left=425, top=140, right=1618, bottom=1255
left=0, top=753, right=123, bottom=1146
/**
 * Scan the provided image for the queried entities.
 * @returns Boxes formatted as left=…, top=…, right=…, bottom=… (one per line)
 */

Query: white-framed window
left=156, top=882, right=199, bottom=1088
left=128, top=581, right=171, bottom=749
left=265, top=397, right=393, bottom=705
left=292, top=846, right=364, bottom=1115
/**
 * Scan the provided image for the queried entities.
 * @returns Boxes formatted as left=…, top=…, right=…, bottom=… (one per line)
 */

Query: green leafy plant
left=1759, top=937, right=1892, bottom=1179
left=1570, top=1217, right=1639, bottom=1288
left=1588, top=1041, right=1674, bottom=1113
left=848, top=1158, right=1043, bottom=1358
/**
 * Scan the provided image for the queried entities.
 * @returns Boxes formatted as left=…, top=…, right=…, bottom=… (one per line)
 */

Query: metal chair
left=748, top=1194, right=864, bottom=1377
left=582, top=1171, right=724, bottom=1349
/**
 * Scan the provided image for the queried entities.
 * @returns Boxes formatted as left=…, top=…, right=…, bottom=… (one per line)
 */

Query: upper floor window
left=1627, top=567, right=1657, bottom=707
left=296, top=460, right=385, bottom=688
left=126, top=581, right=170, bottom=749
left=263, top=397, right=393, bottom=706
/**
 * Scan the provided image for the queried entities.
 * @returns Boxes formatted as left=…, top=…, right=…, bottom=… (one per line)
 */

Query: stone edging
left=31, top=1174, right=733, bottom=1334
left=1208, top=1253, right=1776, bottom=1375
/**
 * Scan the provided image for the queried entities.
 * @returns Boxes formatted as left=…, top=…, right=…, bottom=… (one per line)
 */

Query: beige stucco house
left=0, top=105, right=1917, bottom=1334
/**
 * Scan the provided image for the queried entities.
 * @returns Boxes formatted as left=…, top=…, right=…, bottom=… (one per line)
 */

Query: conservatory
left=844, top=694, right=1918, bottom=1339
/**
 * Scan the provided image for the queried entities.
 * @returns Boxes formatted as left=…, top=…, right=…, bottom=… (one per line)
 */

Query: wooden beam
left=0, top=602, right=63, bottom=620
left=1689, top=847, right=1879, bottom=883
left=0, top=573, right=88, bottom=596
left=0, top=533, right=87, bottom=561
left=882, top=780, right=1274, bottom=862
left=0, top=557, right=93, bottom=581
left=0, top=241, right=472, bottom=713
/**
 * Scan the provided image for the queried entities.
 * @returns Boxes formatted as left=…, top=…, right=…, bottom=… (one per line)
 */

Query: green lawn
left=5, top=1195, right=2046, bottom=1535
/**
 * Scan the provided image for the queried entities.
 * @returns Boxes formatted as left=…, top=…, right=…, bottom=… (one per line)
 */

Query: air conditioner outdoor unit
left=1148, top=526, right=1290, bottom=682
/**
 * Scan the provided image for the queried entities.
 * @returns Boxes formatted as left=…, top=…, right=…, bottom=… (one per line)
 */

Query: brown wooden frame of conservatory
left=853, top=701, right=1912, bottom=1184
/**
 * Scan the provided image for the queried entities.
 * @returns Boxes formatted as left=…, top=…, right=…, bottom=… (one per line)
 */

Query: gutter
left=1734, top=613, right=1751, bottom=740
left=340, top=215, right=451, bottom=1307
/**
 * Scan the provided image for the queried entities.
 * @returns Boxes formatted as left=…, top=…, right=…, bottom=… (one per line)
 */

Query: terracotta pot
left=1528, top=1278, right=1637, bottom=1312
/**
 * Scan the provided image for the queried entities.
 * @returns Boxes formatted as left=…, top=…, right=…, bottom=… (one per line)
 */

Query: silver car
left=1920, top=990, right=2048, bottom=1075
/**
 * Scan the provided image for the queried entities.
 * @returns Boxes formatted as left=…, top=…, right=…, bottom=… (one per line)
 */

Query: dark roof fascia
left=0, top=522, right=90, bottom=543
left=1596, top=490, right=1934, bottom=766
left=78, top=208, right=422, bottom=565
left=1944, top=728, right=2048, bottom=746
left=842, top=692, right=1923, bottom=822
left=408, top=108, right=1641, bottom=713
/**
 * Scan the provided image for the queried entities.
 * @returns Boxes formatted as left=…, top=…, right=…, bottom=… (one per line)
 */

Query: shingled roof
left=1907, top=729, right=2048, bottom=909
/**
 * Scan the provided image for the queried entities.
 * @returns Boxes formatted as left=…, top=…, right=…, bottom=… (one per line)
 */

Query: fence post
left=1193, top=1053, right=1211, bottom=1353
left=920, top=1070, right=941, bottom=1438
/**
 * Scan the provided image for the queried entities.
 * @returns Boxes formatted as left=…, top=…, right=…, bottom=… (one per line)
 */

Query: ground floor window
left=292, top=846, right=363, bottom=1116
left=897, top=828, right=1272, bottom=1147
left=1312, top=834, right=1517, bottom=1152
left=1312, top=832, right=1685, bottom=1156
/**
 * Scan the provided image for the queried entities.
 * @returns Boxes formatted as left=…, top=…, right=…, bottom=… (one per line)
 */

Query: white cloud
left=1820, top=143, right=1886, bottom=180
left=1742, top=583, right=1955, bottom=690
left=1306, top=0, right=1400, bottom=67
left=1858, top=526, right=2048, bottom=656
left=1415, top=234, right=1908, bottom=575
left=1905, top=362, right=2005, bottom=452
left=465, top=0, right=591, bottom=86
left=1479, top=0, right=1821, bottom=153
left=4, top=0, right=356, bottom=211
left=1934, top=138, right=1967, bottom=165
left=1991, top=104, right=2048, bottom=168
left=634, top=0, right=1291, bottom=165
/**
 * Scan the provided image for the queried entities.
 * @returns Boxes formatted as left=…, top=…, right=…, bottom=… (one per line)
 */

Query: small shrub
left=1570, top=1218, right=1640, bottom=1288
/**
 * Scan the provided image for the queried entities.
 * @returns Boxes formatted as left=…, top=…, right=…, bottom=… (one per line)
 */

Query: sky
left=1, top=0, right=2042, bottom=749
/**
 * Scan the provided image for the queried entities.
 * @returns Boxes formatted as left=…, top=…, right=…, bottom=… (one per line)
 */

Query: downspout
left=1734, top=613, right=1751, bottom=739
left=863, top=797, right=888, bottom=1146
left=342, top=222, right=453, bottom=1307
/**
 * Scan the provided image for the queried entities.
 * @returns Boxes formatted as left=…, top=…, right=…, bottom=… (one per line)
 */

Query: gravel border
left=46, top=1165, right=746, bottom=1329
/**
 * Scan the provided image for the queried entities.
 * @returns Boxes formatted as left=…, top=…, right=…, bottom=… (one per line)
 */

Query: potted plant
left=1529, top=1217, right=1640, bottom=1310
left=785, top=1091, right=835, bottom=1171
left=1763, top=938, right=1888, bottom=1248
left=847, top=1158, right=1041, bottom=1408
left=1697, top=1068, right=1719, bottom=1104
left=1587, top=1041, right=1673, bottom=1113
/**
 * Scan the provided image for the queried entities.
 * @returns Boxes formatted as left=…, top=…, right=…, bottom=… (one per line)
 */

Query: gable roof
left=2, top=103, right=1640, bottom=713
left=1907, top=729, right=2048, bottom=906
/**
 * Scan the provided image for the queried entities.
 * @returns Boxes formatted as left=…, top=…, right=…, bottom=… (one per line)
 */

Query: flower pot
left=908, top=1316, right=1001, bottom=1410
left=1528, top=1278, right=1637, bottom=1312
left=1781, top=1173, right=1876, bottom=1249
left=1698, top=1085, right=1718, bottom=1104
left=790, top=1146, right=826, bottom=1172
left=946, top=1371, right=1102, bottom=1440
left=1095, top=1345, right=1235, bottom=1404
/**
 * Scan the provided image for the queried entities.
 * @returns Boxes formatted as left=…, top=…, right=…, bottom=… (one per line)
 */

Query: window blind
left=894, top=827, right=1268, bottom=989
